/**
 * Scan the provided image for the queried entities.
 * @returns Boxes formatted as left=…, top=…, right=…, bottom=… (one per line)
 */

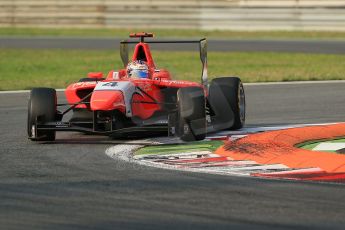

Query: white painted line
left=2, top=80, right=345, bottom=94
left=187, top=160, right=257, bottom=168
left=244, top=80, right=345, bottom=86
left=313, top=143, right=345, bottom=151
left=163, top=156, right=230, bottom=164
left=255, top=167, right=323, bottom=175
left=228, top=135, right=248, bottom=141
left=0, top=89, right=65, bottom=94
left=195, top=164, right=289, bottom=176
left=146, top=136, right=184, bottom=144
left=133, top=151, right=214, bottom=160
left=209, top=123, right=339, bottom=137
left=203, top=164, right=288, bottom=172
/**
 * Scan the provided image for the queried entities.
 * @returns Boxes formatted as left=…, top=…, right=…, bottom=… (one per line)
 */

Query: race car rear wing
left=120, top=38, right=208, bottom=89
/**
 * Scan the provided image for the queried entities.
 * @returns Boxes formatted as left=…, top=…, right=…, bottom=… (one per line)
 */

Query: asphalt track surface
left=2, top=37, right=345, bottom=54
left=1, top=82, right=345, bottom=230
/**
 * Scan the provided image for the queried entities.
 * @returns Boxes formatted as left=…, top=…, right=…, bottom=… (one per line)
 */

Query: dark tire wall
left=176, top=87, right=206, bottom=141
left=27, top=88, right=57, bottom=141
left=208, top=77, right=245, bottom=130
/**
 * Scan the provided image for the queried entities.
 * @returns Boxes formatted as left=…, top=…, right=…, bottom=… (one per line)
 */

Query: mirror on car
left=199, top=39, right=207, bottom=64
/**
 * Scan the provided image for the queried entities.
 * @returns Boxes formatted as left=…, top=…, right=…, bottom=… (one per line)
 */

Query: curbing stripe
left=161, top=156, right=231, bottom=164
left=205, top=164, right=289, bottom=172
left=133, top=151, right=214, bottom=160
left=216, top=123, right=345, bottom=173
left=105, top=123, right=345, bottom=183
left=253, top=170, right=345, bottom=182
left=253, top=167, right=323, bottom=176
left=187, top=160, right=258, bottom=168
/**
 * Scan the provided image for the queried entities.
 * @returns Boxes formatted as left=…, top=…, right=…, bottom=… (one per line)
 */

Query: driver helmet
left=126, top=60, right=149, bottom=79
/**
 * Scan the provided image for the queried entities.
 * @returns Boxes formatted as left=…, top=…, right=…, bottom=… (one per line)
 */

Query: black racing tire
left=27, top=88, right=57, bottom=141
left=176, top=87, right=206, bottom=142
left=208, top=77, right=245, bottom=130
left=78, top=78, right=105, bottom=82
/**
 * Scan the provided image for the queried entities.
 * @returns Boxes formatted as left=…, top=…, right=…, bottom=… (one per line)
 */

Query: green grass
left=135, top=140, right=223, bottom=156
left=300, top=138, right=345, bottom=151
left=1, top=48, right=345, bottom=90
left=2, top=27, right=345, bottom=40
left=300, top=142, right=324, bottom=151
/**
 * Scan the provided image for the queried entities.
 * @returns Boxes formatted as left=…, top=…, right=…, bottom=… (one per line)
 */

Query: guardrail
left=1, top=0, right=345, bottom=30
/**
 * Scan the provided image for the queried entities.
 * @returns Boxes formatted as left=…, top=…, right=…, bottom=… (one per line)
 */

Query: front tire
left=27, top=88, right=57, bottom=141
left=176, top=87, right=206, bottom=142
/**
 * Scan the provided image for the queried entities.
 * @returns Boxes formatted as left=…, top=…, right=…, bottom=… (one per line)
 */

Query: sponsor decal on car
left=71, top=81, right=97, bottom=88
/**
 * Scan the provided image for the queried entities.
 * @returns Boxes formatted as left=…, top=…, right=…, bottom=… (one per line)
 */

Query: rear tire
left=208, top=77, right=245, bottom=130
left=27, top=88, right=57, bottom=141
left=176, top=87, right=206, bottom=142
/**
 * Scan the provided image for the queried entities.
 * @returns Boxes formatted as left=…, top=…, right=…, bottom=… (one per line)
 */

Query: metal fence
left=1, top=0, right=345, bottom=30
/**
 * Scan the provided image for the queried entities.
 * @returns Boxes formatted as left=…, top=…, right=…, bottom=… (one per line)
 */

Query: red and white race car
left=27, top=32, right=245, bottom=142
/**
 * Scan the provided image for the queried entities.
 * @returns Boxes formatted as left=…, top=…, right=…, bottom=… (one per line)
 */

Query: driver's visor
left=130, top=69, right=149, bottom=78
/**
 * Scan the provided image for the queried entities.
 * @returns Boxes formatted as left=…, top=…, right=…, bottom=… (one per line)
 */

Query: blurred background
left=1, top=0, right=345, bottom=90
left=1, top=0, right=345, bottom=31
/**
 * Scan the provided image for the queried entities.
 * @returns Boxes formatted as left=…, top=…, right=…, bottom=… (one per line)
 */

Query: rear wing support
left=120, top=38, right=208, bottom=89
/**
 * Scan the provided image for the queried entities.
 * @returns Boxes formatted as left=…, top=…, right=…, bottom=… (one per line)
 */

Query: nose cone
left=90, top=90, right=125, bottom=112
